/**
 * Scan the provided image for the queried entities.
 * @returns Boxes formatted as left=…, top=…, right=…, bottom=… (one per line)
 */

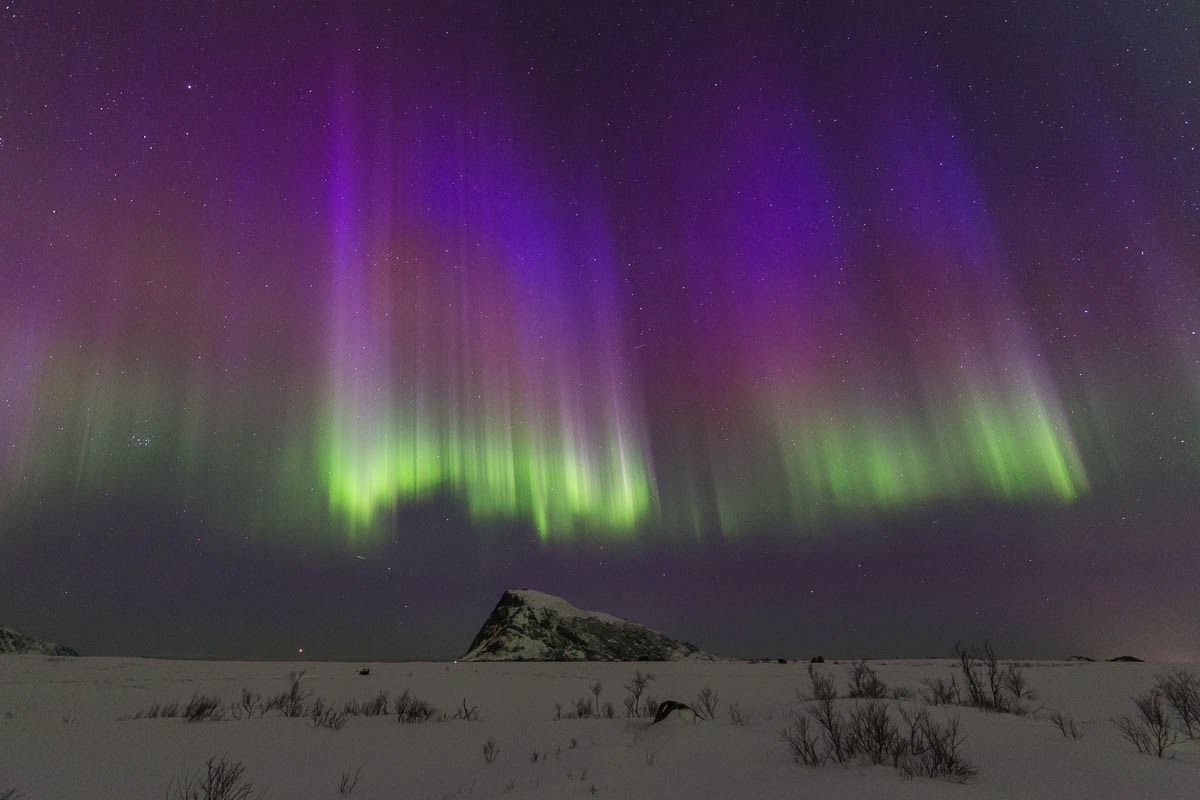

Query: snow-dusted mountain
left=461, top=589, right=717, bottom=662
left=0, top=627, right=78, bottom=656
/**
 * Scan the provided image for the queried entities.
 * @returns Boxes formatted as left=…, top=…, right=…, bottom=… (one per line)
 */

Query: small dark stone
left=358, top=667, right=371, bottom=676
left=810, top=655, right=825, bottom=664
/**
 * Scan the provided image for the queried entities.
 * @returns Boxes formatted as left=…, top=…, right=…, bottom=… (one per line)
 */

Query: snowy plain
left=1, top=656, right=1197, bottom=799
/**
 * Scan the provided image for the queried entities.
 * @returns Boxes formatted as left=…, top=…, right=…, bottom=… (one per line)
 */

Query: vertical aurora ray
left=643, top=61, right=1091, bottom=535
left=319, top=63, right=654, bottom=541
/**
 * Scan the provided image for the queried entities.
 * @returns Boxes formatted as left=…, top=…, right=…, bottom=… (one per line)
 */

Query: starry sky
left=1, top=2, right=1198, bottom=662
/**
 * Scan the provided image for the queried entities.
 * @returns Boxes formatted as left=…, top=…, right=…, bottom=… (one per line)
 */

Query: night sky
left=2, top=2, right=1198, bottom=662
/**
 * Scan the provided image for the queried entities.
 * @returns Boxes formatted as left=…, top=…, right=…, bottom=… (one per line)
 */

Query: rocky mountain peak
left=460, top=589, right=716, bottom=662
left=0, top=627, right=78, bottom=656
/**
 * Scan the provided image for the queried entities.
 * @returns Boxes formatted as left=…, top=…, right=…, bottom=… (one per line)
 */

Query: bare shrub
left=951, top=642, right=1035, bottom=714
left=848, top=701, right=900, bottom=765
left=847, top=660, right=888, bottom=699
left=601, top=701, right=616, bottom=719
left=1001, top=665, right=1037, bottom=716
left=1114, top=691, right=1180, bottom=757
left=265, top=671, right=311, bottom=718
left=589, top=681, right=602, bottom=708
left=231, top=689, right=261, bottom=720
left=920, top=677, right=956, bottom=706
left=133, top=699, right=183, bottom=719
left=695, top=687, right=719, bottom=719
left=787, top=698, right=976, bottom=781
left=453, top=698, right=479, bottom=721
left=573, top=698, right=594, bottom=718
left=483, top=738, right=500, bottom=765
left=952, top=642, right=985, bottom=707
left=338, top=766, right=362, bottom=796
left=728, top=703, right=748, bottom=726
left=344, top=691, right=389, bottom=717
left=1, top=789, right=22, bottom=800
left=395, top=689, right=437, bottom=723
left=168, top=756, right=264, bottom=800
left=309, top=698, right=347, bottom=731
left=895, top=707, right=977, bottom=782
left=781, top=716, right=823, bottom=766
left=623, top=671, right=655, bottom=718
left=798, top=663, right=838, bottom=703
left=184, top=695, right=224, bottom=723
left=1049, top=710, right=1084, bottom=740
left=1155, top=668, right=1200, bottom=739
left=809, top=694, right=852, bottom=764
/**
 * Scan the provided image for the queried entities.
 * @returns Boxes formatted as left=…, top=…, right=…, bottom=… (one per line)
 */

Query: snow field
left=1, top=657, right=1197, bottom=799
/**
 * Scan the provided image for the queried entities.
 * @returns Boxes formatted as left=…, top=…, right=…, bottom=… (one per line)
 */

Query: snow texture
left=1, top=656, right=1197, bottom=798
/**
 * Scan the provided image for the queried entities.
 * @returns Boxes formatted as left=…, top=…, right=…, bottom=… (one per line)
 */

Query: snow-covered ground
left=1, top=656, right=1197, bottom=799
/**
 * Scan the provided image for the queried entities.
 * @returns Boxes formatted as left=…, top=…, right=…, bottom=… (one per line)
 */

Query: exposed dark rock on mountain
left=0, top=627, right=78, bottom=656
left=461, top=589, right=717, bottom=662
left=1107, top=655, right=1145, bottom=663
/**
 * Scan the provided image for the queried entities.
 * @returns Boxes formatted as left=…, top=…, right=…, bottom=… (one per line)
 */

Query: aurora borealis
left=2, top=3, right=1198, bottom=660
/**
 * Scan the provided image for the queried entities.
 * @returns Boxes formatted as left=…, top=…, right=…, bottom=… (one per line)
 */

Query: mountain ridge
left=0, top=626, right=79, bottom=656
left=461, top=589, right=718, bottom=662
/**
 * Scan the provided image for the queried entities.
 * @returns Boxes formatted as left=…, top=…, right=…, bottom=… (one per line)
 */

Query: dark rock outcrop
left=461, top=589, right=717, bottom=662
left=0, top=627, right=78, bottom=656
left=652, top=700, right=699, bottom=724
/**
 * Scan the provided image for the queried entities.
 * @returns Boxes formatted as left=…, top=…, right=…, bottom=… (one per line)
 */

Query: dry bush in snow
left=230, top=689, right=261, bottom=720
left=895, top=707, right=977, bottom=783
left=797, top=663, right=838, bottom=703
left=344, top=690, right=390, bottom=717
left=1114, top=690, right=1180, bottom=757
left=308, top=698, right=347, bottom=731
left=784, top=697, right=976, bottom=782
left=394, top=689, right=438, bottom=723
left=1155, top=668, right=1200, bottom=739
left=131, top=699, right=182, bottom=719
left=168, top=756, right=264, bottom=800
left=337, top=766, right=362, bottom=796
left=781, top=716, right=822, bottom=766
left=847, top=660, right=888, bottom=699
left=265, top=671, right=311, bottom=718
left=947, top=642, right=1037, bottom=715
left=453, top=698, right=480, bottom=721
left=184, top=695, right=224, bottom=723
left=1049, top=710, right=1084, bottom=740
left=919, top=677, right=956, bottom=706
left=695, top=687, right=720, bottom=719
left=623, top=671, right=656, bottom=717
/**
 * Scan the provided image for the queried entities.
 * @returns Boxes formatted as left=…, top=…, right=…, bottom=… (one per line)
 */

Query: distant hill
left=0, top=627, right=78, bottom=656
left=461, top=589, right=717, bottom=662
